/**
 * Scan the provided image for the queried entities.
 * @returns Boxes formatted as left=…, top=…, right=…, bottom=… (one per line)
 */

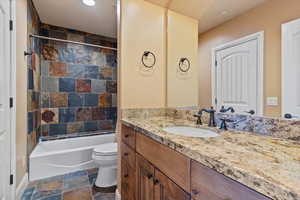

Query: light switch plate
left=267, top=97, right=278, bottom=106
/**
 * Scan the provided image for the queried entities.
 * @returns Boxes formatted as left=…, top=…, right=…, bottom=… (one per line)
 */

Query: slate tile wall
left=27, top=0, right=41, bottom=155
left=39, top=24, right=117, bottom=140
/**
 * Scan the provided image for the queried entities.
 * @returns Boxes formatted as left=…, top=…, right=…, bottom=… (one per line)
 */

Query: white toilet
left=92, top=142, right=118, bottom=188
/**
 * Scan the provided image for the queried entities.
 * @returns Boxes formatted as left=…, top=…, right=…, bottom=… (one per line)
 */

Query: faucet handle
left=245, top=110, right=255, bottom=115
left=220, top=106, right=226, bottom=113
left=193, top=114, right=202, bottom=125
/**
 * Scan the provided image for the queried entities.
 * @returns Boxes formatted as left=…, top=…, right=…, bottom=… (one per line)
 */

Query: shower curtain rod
left=29, top=34, right=118, bottom=51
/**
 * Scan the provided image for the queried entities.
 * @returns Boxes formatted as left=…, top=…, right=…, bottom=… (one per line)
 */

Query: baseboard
left=115, top=188, right=121, bottom=200
left=16, top=173, right=28, bottom=200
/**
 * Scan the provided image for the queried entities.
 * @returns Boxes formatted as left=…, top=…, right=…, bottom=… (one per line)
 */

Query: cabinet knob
left=153, top=179, right=160, bottom=185
left=125, top=134, right=130, bottom=138
left=147, top=174, right=153, bottom=179
left=124, top=174, right=129, bottom=178
left=191, top=189, right=200, bottom=195
left=124, top=153, right=129, bottom=156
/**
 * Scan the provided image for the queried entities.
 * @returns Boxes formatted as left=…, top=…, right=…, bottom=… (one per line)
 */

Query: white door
left=0, top=0, right=12, bottom=199
left=214, top=33, right=263, bottom=115
left=282, top=19, right=300, bottom=117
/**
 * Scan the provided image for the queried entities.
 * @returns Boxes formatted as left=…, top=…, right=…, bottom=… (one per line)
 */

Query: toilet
left=92, top=142, right=118, bottom=188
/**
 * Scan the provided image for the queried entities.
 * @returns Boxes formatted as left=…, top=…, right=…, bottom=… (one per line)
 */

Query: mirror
left=161, top=0, right=300, bottom=119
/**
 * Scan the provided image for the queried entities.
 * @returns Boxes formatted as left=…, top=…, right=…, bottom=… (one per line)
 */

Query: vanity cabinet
left=136, top=153, right=190, bottom=200
left=121, top=124, right=136, bottom=200
left=136, top=132, right=190, bottom=192
left=121, top=124, right=271, bottom=200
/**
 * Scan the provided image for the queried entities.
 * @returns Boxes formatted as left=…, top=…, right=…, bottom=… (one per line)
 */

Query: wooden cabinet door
left=121, top=160, right=136, bottom=200
left=136, top=153, right=155, bottom=200
left=154, top=169, right=190, bottom=200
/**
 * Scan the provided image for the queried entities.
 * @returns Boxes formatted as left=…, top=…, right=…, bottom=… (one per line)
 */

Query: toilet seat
left=93, top=142, right=117, bottom=156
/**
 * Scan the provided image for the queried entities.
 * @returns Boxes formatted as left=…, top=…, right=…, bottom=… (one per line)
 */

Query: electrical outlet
left=267, top=97, right=278, bottom=106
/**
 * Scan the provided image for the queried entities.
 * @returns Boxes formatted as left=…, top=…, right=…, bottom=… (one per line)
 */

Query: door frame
left=9, top=0, right=17, bottom=198
left=281, top=18, right=300, bottom=117
left=211, top=31, right=264, bottom=115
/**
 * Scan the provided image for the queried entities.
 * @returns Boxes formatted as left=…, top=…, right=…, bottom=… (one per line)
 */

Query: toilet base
left=95, top=167, right=117, bottom=188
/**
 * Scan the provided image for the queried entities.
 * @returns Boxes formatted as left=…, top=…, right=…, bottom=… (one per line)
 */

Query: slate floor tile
left=37, top=193, right=62, bottom=200
left=22, top=169, right=115, bottom=200
left=21, top=187, right=35, bottom=200
left=94, top=192, right=115, bottom=200
left=63, top=187, right=92, bottom=200
left=63, top=170, right=88, bottom=180
left=88, top=172, right=98, bottom=185
left=31, top=179, right=63, bottom=199
left=63, top=175, right=90, bottom=191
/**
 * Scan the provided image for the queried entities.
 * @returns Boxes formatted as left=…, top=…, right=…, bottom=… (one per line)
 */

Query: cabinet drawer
left=191, top=160, right=271, bottom=200
left=121, top=142, right=136, bottom=169
left=136, top=133, right=190, bottom=192
left=121, top=160, right=136, bottom=200
left=121, top=124, right=136, bottom=149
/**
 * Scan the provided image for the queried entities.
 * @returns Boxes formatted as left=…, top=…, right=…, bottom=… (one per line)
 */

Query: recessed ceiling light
left=221, top=10, right=229, bottom=16
left=82, top=0, right=95, bottom=7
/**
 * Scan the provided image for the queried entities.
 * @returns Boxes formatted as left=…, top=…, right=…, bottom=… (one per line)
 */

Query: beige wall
left=120, top=0, right=166, bottom=109
left=167, top=10, right=198, bottom=107
left=198, top=0, right=300, bottom=117
left=16, top=0, right=28, bottom=187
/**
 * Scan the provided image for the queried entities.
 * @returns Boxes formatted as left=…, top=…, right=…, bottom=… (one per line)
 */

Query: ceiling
left=32, top=0, right=117, bottom=38
left=146, top=0, right=269, bottom=33
left=32, top=0, right=269, bottom=37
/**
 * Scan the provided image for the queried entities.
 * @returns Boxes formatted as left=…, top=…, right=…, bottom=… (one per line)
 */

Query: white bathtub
left=29, top=133, right=116, bottom=181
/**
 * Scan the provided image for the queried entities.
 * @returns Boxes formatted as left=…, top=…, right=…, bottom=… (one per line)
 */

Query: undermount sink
left=162, top=126, right=220, bottom=138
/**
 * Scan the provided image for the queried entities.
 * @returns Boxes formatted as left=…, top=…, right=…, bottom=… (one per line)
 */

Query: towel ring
left=179, top=58, right=190, bottom=72
left=142, top=51, right=156, bottom=68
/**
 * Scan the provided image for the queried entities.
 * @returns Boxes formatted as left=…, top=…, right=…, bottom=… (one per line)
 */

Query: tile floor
left=21, top=168, right=115, bottom=200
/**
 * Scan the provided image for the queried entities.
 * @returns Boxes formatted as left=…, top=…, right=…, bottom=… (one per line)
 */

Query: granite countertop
left=121, top=116, right=300, bottom=200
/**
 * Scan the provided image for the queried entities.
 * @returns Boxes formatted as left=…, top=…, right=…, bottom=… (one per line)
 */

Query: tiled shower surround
left=27, top=0, right=41, bottom=154
left=26, top=0, right=117, bottom=145
left=39, top=24, right=117, bottom=140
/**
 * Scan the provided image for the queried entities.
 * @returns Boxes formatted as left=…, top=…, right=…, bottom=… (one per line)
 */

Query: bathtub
left=29, top=133, right=116, bottom=181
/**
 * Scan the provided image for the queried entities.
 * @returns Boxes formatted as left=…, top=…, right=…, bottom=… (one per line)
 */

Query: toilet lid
left=93, top=143, right=118, bottom=156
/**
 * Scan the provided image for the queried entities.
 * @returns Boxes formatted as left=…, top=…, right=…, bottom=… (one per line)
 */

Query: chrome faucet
left=194, top=107, right=216, bottom=127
